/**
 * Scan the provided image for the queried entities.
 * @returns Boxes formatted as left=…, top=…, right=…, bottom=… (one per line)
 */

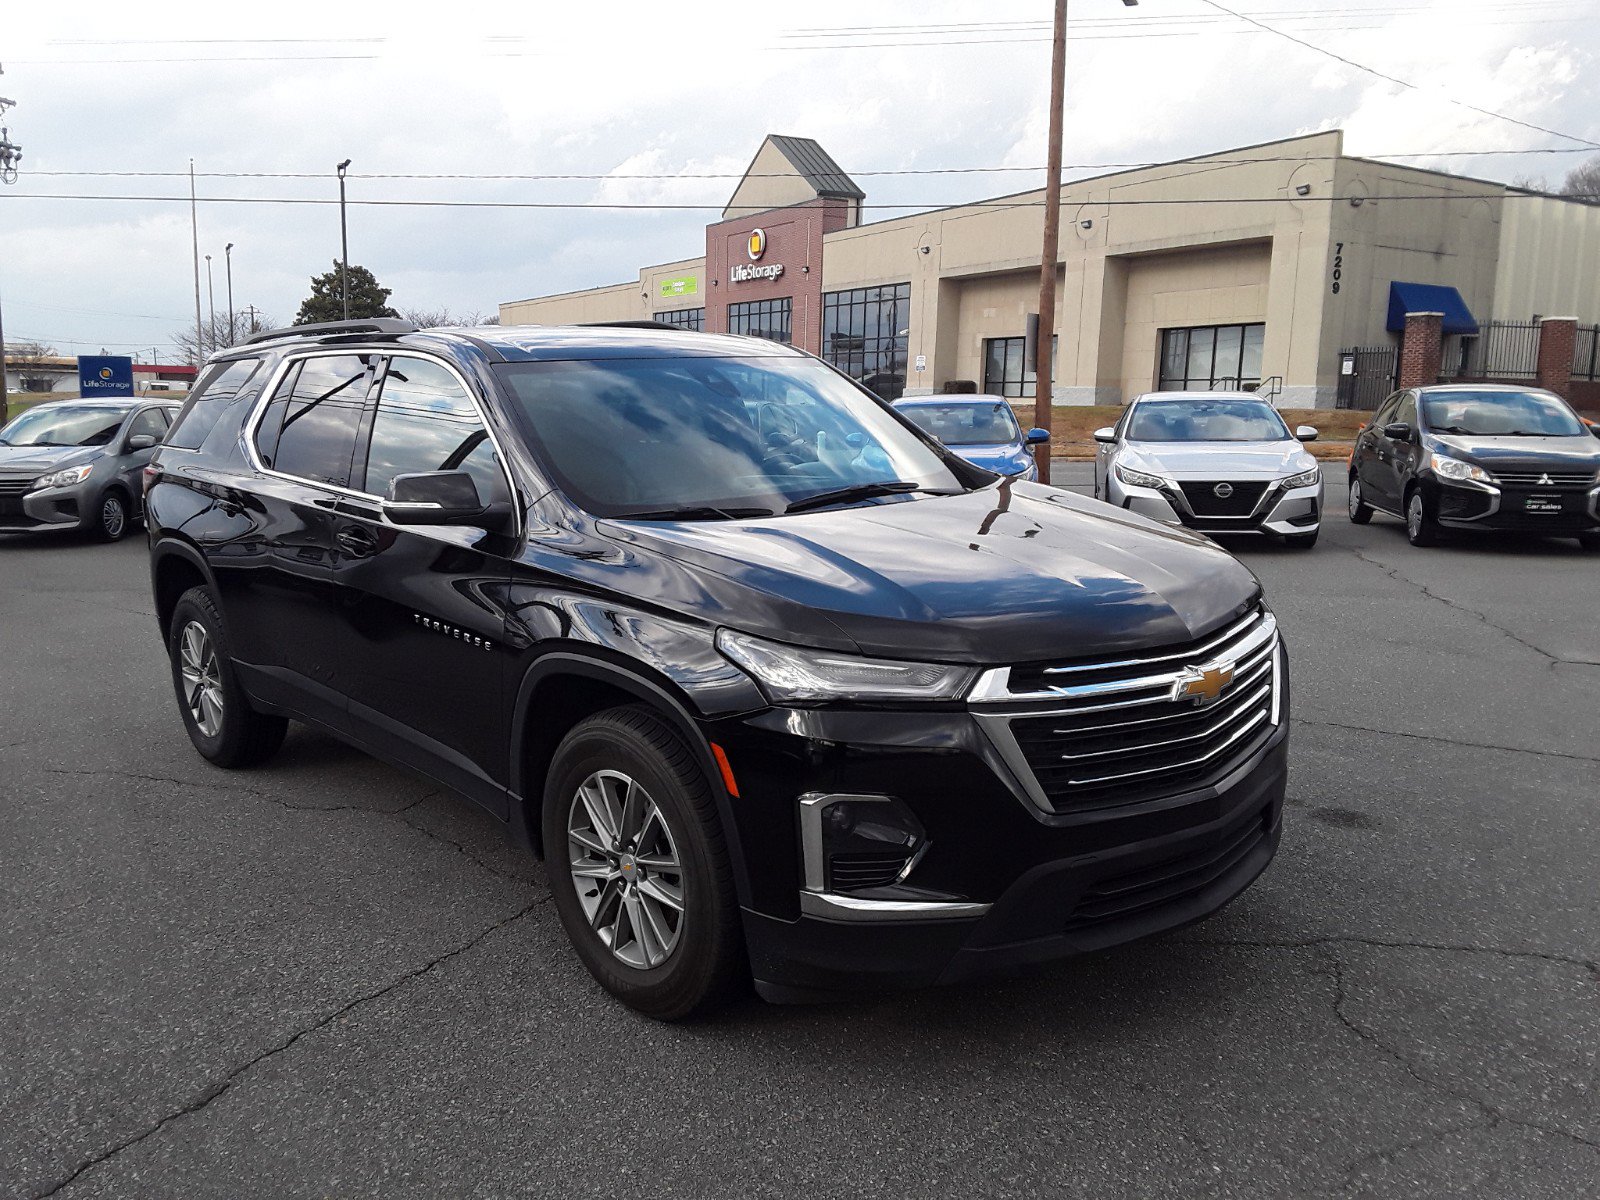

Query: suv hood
left=0, top=445, right=98, bottom=475
left=1122, top=439, right=1312, bottom=479
left=606, top=482, right=1260, bottom=663
left=1432, top=433, right=1600, bottom=472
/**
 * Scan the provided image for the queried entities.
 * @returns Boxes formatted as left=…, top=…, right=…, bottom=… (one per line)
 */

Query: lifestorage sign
left=77, top=356, right=134, bottom=397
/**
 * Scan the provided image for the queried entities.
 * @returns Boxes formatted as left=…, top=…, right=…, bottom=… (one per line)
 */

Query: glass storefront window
left=822, top=283, right=910, bottom=400
left=982, top=335, right=1058, bottom=399
left=728, top=298, right=792, bottom=343
left=655, top=308, right=704, bottom=331
left=1157, top=323, right=1266, bottom=391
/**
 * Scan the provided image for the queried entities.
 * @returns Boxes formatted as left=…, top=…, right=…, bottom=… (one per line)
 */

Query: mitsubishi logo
left=1173, top=662, right=1234, bottom=707
left=1538, top=473, right=1553, bottom=486
left=1213, top=482, right=1234, bottom=499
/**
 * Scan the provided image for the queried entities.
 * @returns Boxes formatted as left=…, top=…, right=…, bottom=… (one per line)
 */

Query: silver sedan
left=1092, top=391, right=1325, bottom=548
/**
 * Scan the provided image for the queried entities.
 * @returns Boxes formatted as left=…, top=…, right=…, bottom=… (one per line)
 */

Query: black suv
left=147, top=319, right=1289, bottom=1018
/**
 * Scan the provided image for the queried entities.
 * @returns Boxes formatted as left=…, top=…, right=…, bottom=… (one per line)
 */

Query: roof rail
left=581, top=320, right=686, bottom=332
left=243, top=318, right=418, bottom=346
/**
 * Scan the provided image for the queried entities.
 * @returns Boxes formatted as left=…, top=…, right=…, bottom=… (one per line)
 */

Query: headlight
left=1115, top=464, right=1170, bottom=491
left=32, top=464, right=94, bottom=491
left=716, top=629, right=977, bottom=703
left=1429, top=453, right=1494, bottom=485
left=1280, top=466, right=1321, bottom=489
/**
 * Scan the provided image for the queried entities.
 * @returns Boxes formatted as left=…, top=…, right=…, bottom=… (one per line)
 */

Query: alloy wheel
left=102, top=496, right=126, bottom=539
left=1348, top=480, right=1362, bottom=519
left=178, top=620, right=224, bottom=738
left=567, top=769, right=685, bottom=970
left=1407, top=494, right=1423, bottom=540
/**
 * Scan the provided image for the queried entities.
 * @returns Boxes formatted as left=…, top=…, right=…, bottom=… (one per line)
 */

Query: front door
left=328, top=353, right=517, bottom=813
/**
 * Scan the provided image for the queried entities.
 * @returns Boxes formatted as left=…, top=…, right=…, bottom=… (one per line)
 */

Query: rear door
left=327, top=352, right=517, bottom=812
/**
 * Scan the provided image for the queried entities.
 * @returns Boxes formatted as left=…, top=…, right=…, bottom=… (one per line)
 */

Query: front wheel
left=94, top=490, right=131, bottom=542
left=543, top=706, right=742, bottom=1020
left=167, top=586, right=288, bottom=767
left=1406, top=490, right=1440, bottom=547
left=1347, top=475, right=1373, bottom=525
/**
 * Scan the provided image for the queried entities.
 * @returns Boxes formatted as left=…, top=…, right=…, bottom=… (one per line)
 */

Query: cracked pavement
left=3, top=468, right=1597, bottom=1199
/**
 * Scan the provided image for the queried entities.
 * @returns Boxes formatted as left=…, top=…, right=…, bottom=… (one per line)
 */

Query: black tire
left=167, top=586, right=288, bottom=768
left=1285, top=531, right=1319, bottom=550
left=1347, top=475, right=1373, bottom=525
left=1579, top=533, right=1600, bottom=551
left=1405, top=488, right=1439, bottom=547
left=543, top=705, right=742, bottom=1020
left=93, top=489, right=131, bottom=542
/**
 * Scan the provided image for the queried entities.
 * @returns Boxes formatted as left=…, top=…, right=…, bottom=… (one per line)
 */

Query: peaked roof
left=765, top=135, right=865, bottom=200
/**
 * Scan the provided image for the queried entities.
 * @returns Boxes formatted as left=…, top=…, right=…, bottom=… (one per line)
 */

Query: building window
left=655, top=307, right=704, bottom=331
left=1158, top=323, right=1265, bottom=391
left=822, top=283, right=910, bottom=400
left=727, top=298, right=792, bottom=343
left=982, top=336, right=1057, bottom=398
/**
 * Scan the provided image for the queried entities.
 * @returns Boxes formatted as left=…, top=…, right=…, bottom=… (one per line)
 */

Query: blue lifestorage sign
left=78, top=355, right=135, bottom=397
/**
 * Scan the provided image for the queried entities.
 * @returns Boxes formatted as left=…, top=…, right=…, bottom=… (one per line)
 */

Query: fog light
left=800, top=793, right=927, bottom=894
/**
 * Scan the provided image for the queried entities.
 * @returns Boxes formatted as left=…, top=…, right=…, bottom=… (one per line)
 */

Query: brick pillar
left=1536, top=316, right=1577, bottom=398
left=1397, top=311, right=1443, bottom=390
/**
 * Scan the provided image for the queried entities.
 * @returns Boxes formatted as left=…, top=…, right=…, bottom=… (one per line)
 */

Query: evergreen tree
left=294, top=261, right=398, bottom=324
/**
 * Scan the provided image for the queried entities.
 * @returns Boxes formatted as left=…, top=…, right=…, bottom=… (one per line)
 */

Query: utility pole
left=0, top=78, right=21, bottom=425
left=242, top=304, right=262, bottom=336
left=1034, top=0, right=1138, bottom=484
left=224, top=242, right=235, bottom=346
left=337, top=159, right=352, bottom=320
left=189, top=160, right=203, bottom=366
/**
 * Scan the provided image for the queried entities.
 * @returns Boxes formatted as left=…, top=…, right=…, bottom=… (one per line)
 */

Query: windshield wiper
left=615, top=504, right=774, bottom=521
left=784, top=479, right=926, bottom=514
left=1433, top=424, right=1475, bottom=435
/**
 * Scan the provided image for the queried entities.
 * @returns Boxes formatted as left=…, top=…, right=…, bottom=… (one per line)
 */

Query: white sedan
left=1092, top=391, right=1325, bottom=548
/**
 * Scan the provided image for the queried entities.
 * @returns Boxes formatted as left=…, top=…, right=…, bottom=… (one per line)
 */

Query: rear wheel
left=94, top=490, right=130, bottom=542
left=1347, top=475, right=1373, bottom=525
left=543, top=705, right=742, bottom=1020
left=1405, top=489, right=1440, bottom=547
left=167, top=586, right=288, bottom=767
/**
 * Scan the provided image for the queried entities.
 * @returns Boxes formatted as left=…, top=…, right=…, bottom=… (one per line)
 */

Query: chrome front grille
left=1491, top=471, right=1595, bottom=489
left=971, top=607, right=1281, bottom=814
left=0, top=477, right=36, bottom=496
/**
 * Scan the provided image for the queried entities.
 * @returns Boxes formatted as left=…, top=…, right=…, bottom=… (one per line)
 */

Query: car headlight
left=1429, top=453, right=1494, bottom=485
left=32, top=464, right=94, bottom=491
left=1115, top=464, right=1170, bottom=491
left=716, top=629, right=977, bottom=703
left=1280, top=466, right=1320, bottom=489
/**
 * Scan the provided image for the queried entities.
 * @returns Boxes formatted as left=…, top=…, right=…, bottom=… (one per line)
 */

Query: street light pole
left=205, top=254, right=216, bottom=356
left=1033, top=0, right=1137, bottom=484
left=337, top=159, right=352, bottom=321
left=224, top=242, right=235, bottom=346
left=1, top=85, right=24, bottom=425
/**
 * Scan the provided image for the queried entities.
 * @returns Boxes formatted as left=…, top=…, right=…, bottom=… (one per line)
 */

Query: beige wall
left=1492, top=193, right=1600, bottom=324
left=499, top=256, right=707, bottom=326
left=723, top=140, right=817, bottom=220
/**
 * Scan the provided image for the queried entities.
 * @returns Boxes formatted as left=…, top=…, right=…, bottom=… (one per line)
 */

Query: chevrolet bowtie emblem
left=1174, top=663, right=1233, bottom=706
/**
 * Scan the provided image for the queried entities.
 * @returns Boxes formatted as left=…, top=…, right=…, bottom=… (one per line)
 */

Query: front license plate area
left=1523, top=495, right=1565, bottom=514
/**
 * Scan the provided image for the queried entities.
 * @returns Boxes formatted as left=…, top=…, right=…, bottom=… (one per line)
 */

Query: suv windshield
left=1127, top=398, right=1289, bottom=443
left=0, top=404, right=133, bottom=448
left=899, top=402, right=1020, bottom=446
left=494, top=355, right=967, bottom=518
left=1421, top=390, right=1586, bottom=437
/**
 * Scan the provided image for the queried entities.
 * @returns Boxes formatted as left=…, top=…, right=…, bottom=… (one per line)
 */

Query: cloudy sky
left=1, top=0, right=1595, bottom=362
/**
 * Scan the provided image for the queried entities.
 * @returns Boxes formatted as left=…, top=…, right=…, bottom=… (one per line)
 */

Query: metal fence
left=1336, top=346, right=1398, bottom=410
left=1452, top=320, right=1541, bottom=380
left=1574, top=324, right=1599, bottom=382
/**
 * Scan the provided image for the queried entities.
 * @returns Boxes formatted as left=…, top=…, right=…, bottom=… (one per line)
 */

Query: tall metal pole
left=190, top=160, right=203, bottom=365
left=1, top=84, right=23, bottom=425
left=224, top=242, right=235, bottom=346
left=1032, top=0, right=1068, bottom=485
left=205, top=254, right=216, bottom=356
left=337, top=159, right=352, bottom=321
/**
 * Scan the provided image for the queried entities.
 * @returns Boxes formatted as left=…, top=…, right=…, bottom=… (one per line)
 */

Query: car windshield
left=1421, top=390, right=1586, bottom=437
left=1126, top=398, right=1290, bottom=443
left=0, top=405, right=132, bottom=448
left=898, top=402, right=1020, bottom=446
left=493, top=355, right=968, bottom=518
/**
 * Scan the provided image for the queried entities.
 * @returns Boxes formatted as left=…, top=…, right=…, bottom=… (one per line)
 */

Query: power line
left=1192, top=0, right=1600, bottom=151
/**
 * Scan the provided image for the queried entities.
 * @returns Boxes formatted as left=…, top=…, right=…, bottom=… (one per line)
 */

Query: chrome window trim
left=242, top=347, right=522, bottom=536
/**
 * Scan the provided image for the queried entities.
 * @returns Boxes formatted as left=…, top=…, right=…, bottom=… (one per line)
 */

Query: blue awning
left=1386, top=282, right=1478, bottom=335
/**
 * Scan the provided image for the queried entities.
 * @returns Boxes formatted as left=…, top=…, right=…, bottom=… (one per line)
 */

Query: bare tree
left=10, top=340, right=61, bottom=393
left=1560, top=156, right=1600, bottom=203
left=171, top=311, right=277, bottom=364
left=398, top=306, right=499, bottom=328
left=1508, top=173, right=1549, bottom=192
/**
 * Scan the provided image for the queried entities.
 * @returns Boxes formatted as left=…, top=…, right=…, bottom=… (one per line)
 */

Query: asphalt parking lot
left=3, top=463, right=1597, bottom=1199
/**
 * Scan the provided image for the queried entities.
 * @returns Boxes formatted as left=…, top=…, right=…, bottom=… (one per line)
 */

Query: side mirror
left=127, top=434, right=159, bottom=451
left=382, top=471, right=510, bottom=529
left=1092, top=426, right=1117, bottom=445
left=1383, top=422, right=1414, bottom=442
left=1025, top=427, right=1050, bottom=446
left=1294, top=425, right=1318, bottom=442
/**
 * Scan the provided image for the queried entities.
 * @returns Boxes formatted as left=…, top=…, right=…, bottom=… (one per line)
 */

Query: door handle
left=335, top=525, right=379, bottom=557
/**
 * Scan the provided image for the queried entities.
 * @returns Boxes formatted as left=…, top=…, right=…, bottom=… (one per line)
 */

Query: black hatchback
left=1348, top=384, right=1600, bottom=548
left=146, top=318, right=1289, bottom=1018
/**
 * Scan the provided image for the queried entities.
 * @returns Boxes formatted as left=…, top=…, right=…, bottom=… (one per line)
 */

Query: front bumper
left=713, top=683, right=1289, bottom=1001
left=0, top=483, right=87, bottom=532
left=1110, top=474, right=1323, bottom=537
left=1428, top=476, right=1600, bottom=533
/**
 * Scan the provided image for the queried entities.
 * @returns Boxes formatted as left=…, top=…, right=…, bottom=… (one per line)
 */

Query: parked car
left=1092, top=391, right=1323, bottom=548
left=146, top=319, right=1289, bottom=1019
left=0, top=397, right=179, bottom=541
left=892, top=395, right=1048, bottom=480
left=1348, top=384, right=1600, bottom=549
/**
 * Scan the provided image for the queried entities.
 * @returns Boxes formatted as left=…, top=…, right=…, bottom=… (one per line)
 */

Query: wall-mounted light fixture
left=1080, top=219, right=1094, bottom=230
left=1295, top=183, right=1312, bottom=196
left=919, top=245, right=931, bottom=255
left=1349, top=195, right=1365, bottom=208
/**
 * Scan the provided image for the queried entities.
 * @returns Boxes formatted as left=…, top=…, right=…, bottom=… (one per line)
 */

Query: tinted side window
left=359, top=357, right=506, bottom=501
left=257, top=355, right=373, bottom=487
left=1394, top=393, right=1418, bottom=428
left=125, top=408, right=169, bottom=444
left=1371, top=392, right=1402, bottom=427
left=166, top=358, right=262, bottom=450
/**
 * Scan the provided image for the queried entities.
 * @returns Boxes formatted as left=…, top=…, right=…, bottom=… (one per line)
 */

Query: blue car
left=893, top=395, right=1049, bottom=481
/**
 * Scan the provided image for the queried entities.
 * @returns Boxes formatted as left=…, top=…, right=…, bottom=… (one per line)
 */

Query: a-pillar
left=1397, top=312, right=1443, bottom=390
